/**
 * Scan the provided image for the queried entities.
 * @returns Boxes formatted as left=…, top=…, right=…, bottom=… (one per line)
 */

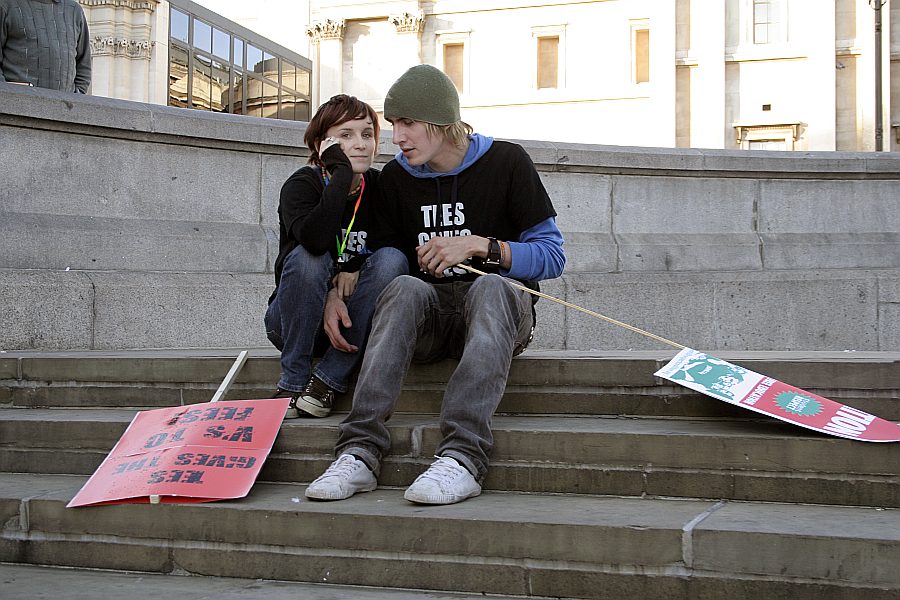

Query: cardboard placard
left=68, top=398, right=290, bottom=507
left=655, top=348, right=900, bottom=442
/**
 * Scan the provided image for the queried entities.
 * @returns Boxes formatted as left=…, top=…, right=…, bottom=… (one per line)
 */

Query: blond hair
left=423, top=121, right=473, bottom=150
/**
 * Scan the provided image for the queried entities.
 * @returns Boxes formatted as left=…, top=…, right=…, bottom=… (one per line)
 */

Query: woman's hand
left=333, top=271, right=359, bottom=300
left=319, top=136, right=341, bottom=156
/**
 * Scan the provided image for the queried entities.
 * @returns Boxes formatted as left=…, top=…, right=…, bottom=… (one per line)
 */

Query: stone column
left=690, top=0, right=726, bottom=148
left=856, top=0, right=877, bottom=151
left=79, top=0, right=161, bottom=103
left=307, top=19, right=345, bottom=110
left=388, top=11, right=424, bottom=65
left=806, top=0, right=837, bottom=150
left=650, top=0, right=677, bottom=147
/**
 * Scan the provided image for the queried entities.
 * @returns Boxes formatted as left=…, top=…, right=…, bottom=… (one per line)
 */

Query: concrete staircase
left=1, top=349, right=899, bottom=598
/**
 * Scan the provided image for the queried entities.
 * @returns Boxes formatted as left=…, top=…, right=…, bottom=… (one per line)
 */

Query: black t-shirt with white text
left=372, top=140, right=556, bottom=284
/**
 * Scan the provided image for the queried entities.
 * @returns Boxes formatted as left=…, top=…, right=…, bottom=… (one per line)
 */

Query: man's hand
left=417, top=235, right=486, bottom=278
left=333, top=271, right=359, bottom=299
left=323, top=288, right=358, bottom=353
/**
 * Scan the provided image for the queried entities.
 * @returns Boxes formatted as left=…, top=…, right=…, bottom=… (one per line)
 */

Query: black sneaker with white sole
left=272, top=389, right=302, bottom=420
left=297, top=375, right=335, bottom=418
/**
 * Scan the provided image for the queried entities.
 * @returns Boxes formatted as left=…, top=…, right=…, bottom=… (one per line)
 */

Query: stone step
left=1, top=473, right=897, bottom=599
left=0, top=563, right=549, bottom=600
left=3, top=349, right=898, bottom=419
left=2, top=409, right=897, bottom=507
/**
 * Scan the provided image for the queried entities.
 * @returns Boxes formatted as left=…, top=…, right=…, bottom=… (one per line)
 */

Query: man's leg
left=436, top=274, right=533, bottom=482
left=335, top=275, right=441, bottom=471
left=312, top=247, right=408, bottom=393
left=403, top=275, right=532, bottom=505
left=306, top=275, right=440, bottom=500
left=264, top=245, right=332, bottom=400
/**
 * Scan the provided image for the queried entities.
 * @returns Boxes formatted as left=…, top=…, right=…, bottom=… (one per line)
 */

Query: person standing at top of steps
left=305, top=64, right=566, bottom=505
left=1, top=0, right=92, bottom=93
left=265, top=94, right=408, bottom=419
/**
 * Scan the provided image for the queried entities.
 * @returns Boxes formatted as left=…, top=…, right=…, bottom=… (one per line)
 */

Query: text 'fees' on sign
left=68, top=398, right=290, bottom=507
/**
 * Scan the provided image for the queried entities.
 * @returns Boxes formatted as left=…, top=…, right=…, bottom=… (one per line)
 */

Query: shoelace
left=322, top=455, right=360, bottom=478
left=304, top=378, right=332, bottom=400
left=420, top=457, right=465, bottom=486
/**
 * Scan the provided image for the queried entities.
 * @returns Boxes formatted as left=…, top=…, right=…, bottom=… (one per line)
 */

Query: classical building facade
left=76, top=0, right=899, bottom=151
left=80, top=0, right=169, bottom=104
left=305, top=0, right=898, bottom=151
left=79, top=0, right=312, bottom=120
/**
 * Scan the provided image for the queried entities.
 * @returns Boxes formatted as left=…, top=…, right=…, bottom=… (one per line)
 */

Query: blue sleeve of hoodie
left=501, top=217, right=566, bottom=281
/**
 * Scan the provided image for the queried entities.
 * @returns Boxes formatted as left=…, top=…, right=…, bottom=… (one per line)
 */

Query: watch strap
left=485, top=237, right=502, bottom=266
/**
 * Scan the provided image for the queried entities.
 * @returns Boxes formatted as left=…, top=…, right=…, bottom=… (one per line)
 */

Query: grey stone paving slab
left=0, top=357, right=17, bottom=380
left=0, top=270, right=94, bottom=351
left=91, top=273, right=272, bottom=350
left=693, top=502, right=900, bottom=585
left=2, top=474, right=899, bottom=596
left=759, top=180, right=900, bottom=236
left=0, top=213, right=269, bottom=273
left=3, top=129, right=263, bottom=224
left=5, top=475, right=701, bottom=566
left=881, top=303, right=900, bottom=351
left=0, top=563, right=516, bottom=600
left=762, top=233, right=900, bottom=270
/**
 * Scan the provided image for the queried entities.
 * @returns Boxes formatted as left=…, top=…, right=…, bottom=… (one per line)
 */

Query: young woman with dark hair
left=265, top=95, right=407, bottom=419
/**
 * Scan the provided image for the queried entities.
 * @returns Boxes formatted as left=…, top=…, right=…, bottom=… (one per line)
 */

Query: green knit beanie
left=383, top=64, right=461, bottom=125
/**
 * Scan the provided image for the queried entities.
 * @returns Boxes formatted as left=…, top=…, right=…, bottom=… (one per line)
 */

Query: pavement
left=0, top=563, right=546, bottom=600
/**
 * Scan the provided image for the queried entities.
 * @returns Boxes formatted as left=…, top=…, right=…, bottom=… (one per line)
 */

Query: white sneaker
left=305, top=454, right=377, bottom=501
left=403, top=456, right=482, bottom=505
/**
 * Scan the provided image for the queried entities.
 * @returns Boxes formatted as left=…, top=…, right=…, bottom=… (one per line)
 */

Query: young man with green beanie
left=306, top=64, right=566, bottom=505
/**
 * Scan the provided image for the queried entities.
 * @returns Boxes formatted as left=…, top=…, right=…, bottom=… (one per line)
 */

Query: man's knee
left=379, top=274, right=432, bottom=308
left=469, top=273, right=516, bottom=303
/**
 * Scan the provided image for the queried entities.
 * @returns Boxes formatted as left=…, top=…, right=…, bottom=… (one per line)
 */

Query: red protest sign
left=68, top=398, right=290, bottom=507
left=655, top=348, right=900, bottom=442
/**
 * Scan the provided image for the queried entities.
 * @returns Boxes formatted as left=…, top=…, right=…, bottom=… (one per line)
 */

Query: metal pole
left=871, top=0, right=885, bottom=151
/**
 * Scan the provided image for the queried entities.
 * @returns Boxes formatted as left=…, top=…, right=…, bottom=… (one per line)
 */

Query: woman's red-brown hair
left=303, top=94, right=380, bottom=167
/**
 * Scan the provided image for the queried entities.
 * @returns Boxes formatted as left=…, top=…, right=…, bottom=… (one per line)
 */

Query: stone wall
left=1, top=84, right=898, bottom=351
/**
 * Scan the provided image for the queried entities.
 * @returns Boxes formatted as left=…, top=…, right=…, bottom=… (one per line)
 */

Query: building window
left=437, top=30, right=471, bottom=94
left=531, top=24, right=566, bottom=90
left=753, top=0, right=784, bottom=44
left=167, top=2, right=311, bottom=121
left=193, top=19, right=212, bottom=53
left=443, top=43, right=465, bottom=92
left=537, top=36, right=559, bottom=89
left=170, top=9, right=189, bottom=44
left=634, top=27, right=650, bottom=84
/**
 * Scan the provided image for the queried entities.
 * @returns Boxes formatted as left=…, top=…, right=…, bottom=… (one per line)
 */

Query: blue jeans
left=264, top=246, right=408, bottom=393
left=336, top=274, right=534, bottom=482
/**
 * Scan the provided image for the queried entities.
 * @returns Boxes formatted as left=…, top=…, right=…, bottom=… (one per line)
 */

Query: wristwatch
left=485, top=237, right=502, bottom=266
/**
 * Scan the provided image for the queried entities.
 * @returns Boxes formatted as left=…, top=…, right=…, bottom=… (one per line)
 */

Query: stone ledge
left=4, top=85, right=900, bottom=176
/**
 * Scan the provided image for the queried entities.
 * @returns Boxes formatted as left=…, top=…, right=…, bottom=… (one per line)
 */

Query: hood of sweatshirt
left=394, top=133, right=493, bottom=178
